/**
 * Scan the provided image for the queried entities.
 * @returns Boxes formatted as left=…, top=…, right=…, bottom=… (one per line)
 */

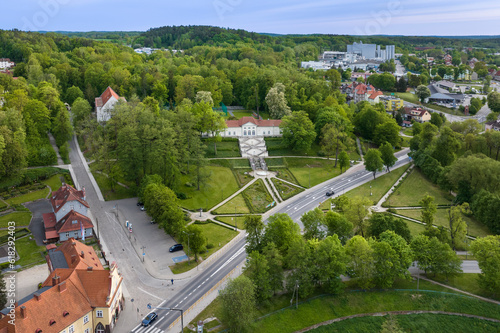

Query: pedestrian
left=171, top=279, right=174, bottom=285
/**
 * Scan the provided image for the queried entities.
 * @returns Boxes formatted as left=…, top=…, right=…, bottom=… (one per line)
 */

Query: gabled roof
left=50, top=184, right=89, bottom=214
left=55, top=210, right=93, bottom=234
left=368, top=91, right=383, bottom=100
left=48, top=238, right=103, bottom=271
left=226, top=117, right=281, bottom=128
left=94, top=86, right=126, bottom=108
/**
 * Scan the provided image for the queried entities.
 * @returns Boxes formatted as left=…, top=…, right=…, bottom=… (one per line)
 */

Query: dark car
left=169, top=244, right=183, bottom=252
left=137, top=201, right=144, bottom=206
left=150, top=220, right=156, bottom=224
left=142, top=312, right=158, bottom=326
left=326, top=190, right=335, bottom=196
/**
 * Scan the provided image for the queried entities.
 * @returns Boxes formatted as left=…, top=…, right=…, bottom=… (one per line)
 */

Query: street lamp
left=147, top=304, right=184, bottom=333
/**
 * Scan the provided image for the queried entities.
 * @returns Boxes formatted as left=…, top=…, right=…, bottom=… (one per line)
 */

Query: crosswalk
left=131, top=327, right=164, bottom=333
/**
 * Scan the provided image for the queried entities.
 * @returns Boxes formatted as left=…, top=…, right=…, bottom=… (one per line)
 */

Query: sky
left=3, top=0, right=500, bottom=36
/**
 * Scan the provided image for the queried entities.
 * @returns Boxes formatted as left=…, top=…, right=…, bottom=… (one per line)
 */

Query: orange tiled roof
left=95, top=86, right=126, bottom=109
left=52, top=239, right=103, bottom=271
left=55, top=210, right=94, bottom=234
left=50, top=184, right=89, bottom=214
left=226, top=117, right=281, bottom=128
left=368, top=91, right=384, bottom=99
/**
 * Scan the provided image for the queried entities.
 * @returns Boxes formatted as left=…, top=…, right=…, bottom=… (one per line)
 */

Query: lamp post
left=147, top=304, right=184, bottom=333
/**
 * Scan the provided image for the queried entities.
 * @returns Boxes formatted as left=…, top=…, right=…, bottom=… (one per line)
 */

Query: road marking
left=131, top=324, right=141, bottom=332
left=138, top=287, right=164, bottom=301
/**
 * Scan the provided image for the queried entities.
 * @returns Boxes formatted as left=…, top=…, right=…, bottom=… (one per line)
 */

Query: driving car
left=326, top=190, right=335, bottom=196
left=169, top=244, right=183, bottom=252
left=142, top=312, right=158, bottom=326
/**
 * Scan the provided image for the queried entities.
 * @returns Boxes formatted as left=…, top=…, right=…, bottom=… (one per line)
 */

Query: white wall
left=55, top=201, right=89, bottom=221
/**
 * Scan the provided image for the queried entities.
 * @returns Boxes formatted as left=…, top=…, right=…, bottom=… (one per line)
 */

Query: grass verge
left=287, top=158, right=342, bottom=188
left=241, top=179, right=274, bottom=213
left=6, top=188, right=50, bottom=205
left=271, top=178, right=304, bottom=201
left=214, top=216, right=246, bottom=229
left=212, top=194, right=250, bottom=215
left=0, top=212, right=32, bottom=228
left=15, top=236, right=46, bottom=268
left=41, top=174, right=64, bottom=193
left=91, top=172, right=135, bottom=201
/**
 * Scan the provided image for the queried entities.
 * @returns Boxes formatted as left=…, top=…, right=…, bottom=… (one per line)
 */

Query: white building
left=95, top=86, right=126, bottom=122
left=347, top=42, right=395, bottom=60
left=221, top=117, right=282, bottom=137
left=0, top=58, right=14, bottom=69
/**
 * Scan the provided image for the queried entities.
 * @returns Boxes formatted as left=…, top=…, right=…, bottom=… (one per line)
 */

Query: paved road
left=129, top=237, right=247, bottom=333
left=270, top=151, right=411, bottom=226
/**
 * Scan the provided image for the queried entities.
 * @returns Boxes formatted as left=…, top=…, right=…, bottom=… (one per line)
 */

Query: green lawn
left=273, top=169, right=300, bottom=186
left=212, top=193, right=250, bottom=214
left=214, top=216, right=246, bottom=229
left=0, top=200, right=7, bottom=210
left=0, top=212, right=32, bottom=228
left=6, top=187, right=50, bottom=205
left=400, top=136, right=411, bottom=148
left=231, top=111, right=254, bottom=119
left=271, top=178, right=304, bottom=200
left=395, top=208, right=491, bottom=238
left=92, top=172, right=135, bottom=201
left=232, top=169, right=253, bottom=187
left=405, top=219, right=427, bottom=238
left=242, top=179, right=274, bottom=213
left=205, top=140, right=241, bottom=158
left=386, top=169, right=454, bottom=207
left=170, top=222, right=239, bottom=274
left=42, top=174, right=64, bottom=193
left=287, top=158, right=343, bottom=188
left=16, top=236, right=46, bottom=268
left=265, top=138, right=323, bottom=157
left=309, top=313, right=500, bottom=333
left=427, top=273, right=499, bottom=301
left=180, top=166, right=240, bottom=211
left=345, top=164, right=410, bottom=205
left=393, top=92, right=419, bottom=103
left=402, top=127, right=414, bottom=136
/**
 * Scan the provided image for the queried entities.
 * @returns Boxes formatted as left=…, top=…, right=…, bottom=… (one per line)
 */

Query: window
left=83, top=315, right=89, bottom=324
left=95, top=323, right=105, bottom=333
left=85, top=329, right=90, bottom=333
left=65, top=232, right=70, bottom=238
left=96, top=310, right=103, bottom=318
left=68, top=325, right=74, bottom=333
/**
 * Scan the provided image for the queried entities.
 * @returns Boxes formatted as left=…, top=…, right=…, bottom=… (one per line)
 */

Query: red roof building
left=95, top=86, right=126, bottom=122
left=219, top=117, right=282, bottom=138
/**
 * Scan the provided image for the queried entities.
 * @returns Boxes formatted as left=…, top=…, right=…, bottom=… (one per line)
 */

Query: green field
left=265, top=138, right=322, bottom=157
left=232, top=169, right=254, bottom=187
left=308, top=313, right=500, bottom=333
left=402, top=127, right=414, bottom=136
left=404, top=219, right=427, bottom=237
left=393, top=92, right=419, bottom=103
left=205, top=140, right=240, bottom=158
left=180, top=166, right=240, bottom=211
left=214, top=216, right=246, bottom=229
left=287, top=158, right=342, bottom=188
left=386, top=169, right=454, bottom=207
left=231, top=111, right=255, bottom=119
left=16, top=236, right=46, bottom=268
left=241, top=179, right=274, bottom=213
left=42, top=174, right=64, bottom=193
left=395, top=208, right=491, bottom=238
left=0, top=212, right=32, bottom=228
left=213, top=194, right=250, bottom=214
left=345, top=164, right=410, bottom=205
left=271, top=178, right=304, bottom=200
left=428, top=273, right=499, bottom=301
left=170, top=222, right=239, bottom=274
left=92, top=172, right=135, bottom=201
left=6, top=188, right=50, bottom=205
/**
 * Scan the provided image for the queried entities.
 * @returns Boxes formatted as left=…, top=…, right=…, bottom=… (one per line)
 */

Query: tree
left=71, top=97, right=92, bottom=128
left=411, top=235, right=462, bottom=278
left=354, top=106, right=384, bottom=140
left=325, top=69, right=341, bottom=92
left=195, top=91, right=214, bottom=106
left=321, top=123, right=354, bottom=166
left=244, top=215, right=265, bottom=254
left=344, top=196, right=372, bottom=237
left=364, top=149, right=384, bottom=180
left=448, top=205, right=467, bottom=250
left=52, top=106, right=73, bottom=147
left=487, top=91, right=500, bottom=113
left=220, top=276, right=256, bottom=333
left=380, top=315, right=404, bottom=333
left=263, top=213, right=301, bottom=256
left=396, top=77, right=408, bottom=93
left=64, top=85, right=84, bottom=105
left=373, top=120, right=400, bottom=147
left=416, top=85, right=431, bottom=103
left=372, top=231, right=412, bottom=288
left=379, top=142, right=397, bottom=172
left=324, top=211, right=353, bottom=244
left=432, top=126, right=462, bottom=166
left=345, top=236, right=374, bottom=289
left=245, top=251, right=271, bottom=301
left=367, top=213, right=411, bottom=243
left=263, top=242, right=284, bottom=295
left=430, top=112, right=443, bottom=128
left=470, top=235, right=500, bottom=296
left=338, top=150, right=350, bottom=173
left=182, top=224, right=206, bottom=262
left=301, top=208, right=326, bottom=240
left=280, top=111, right=316, bottom=151
left=316, top=235, right=348, bottom=293
left=265, top=82, right=291, bottom=119
left=419, top=195, right=437, bottom=228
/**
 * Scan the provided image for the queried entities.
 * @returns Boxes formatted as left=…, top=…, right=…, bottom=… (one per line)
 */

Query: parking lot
left=106, top=197, right=187, bottom=276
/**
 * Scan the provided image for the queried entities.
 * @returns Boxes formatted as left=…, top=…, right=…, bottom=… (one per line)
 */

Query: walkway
left=48, top=132, right=64, bottom=165
left=356, top=137, right=364, bottom=162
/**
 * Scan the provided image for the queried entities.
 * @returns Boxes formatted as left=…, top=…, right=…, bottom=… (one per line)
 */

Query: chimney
left=59, top=281, right=66, bottom=293
left=52, top=275, right=60, bottom=286
left=34, top=293, right=41, bottom=301
left=87, top=266, right=93, bottom=272
left=82, top=186, right=86, bottom=200
left=20, top=306, right=27, bottom=319
left=80, top=251, right=85, bottom=258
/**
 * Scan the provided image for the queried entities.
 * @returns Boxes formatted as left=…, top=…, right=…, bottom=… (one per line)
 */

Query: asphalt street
left=270, top=151, right=411, bottom=226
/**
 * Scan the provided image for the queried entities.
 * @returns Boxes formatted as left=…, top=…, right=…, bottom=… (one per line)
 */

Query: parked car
left=326, top=190, right=335, bottom=196
left=169, top=244, right=183, bottom=252
left=150, top=220, right=156, bottom=224
left=140, top=206, right=146, bottom=211
left=142, top=312, right=158, bottom=326
left=137, top=201, right=144, bottom=206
